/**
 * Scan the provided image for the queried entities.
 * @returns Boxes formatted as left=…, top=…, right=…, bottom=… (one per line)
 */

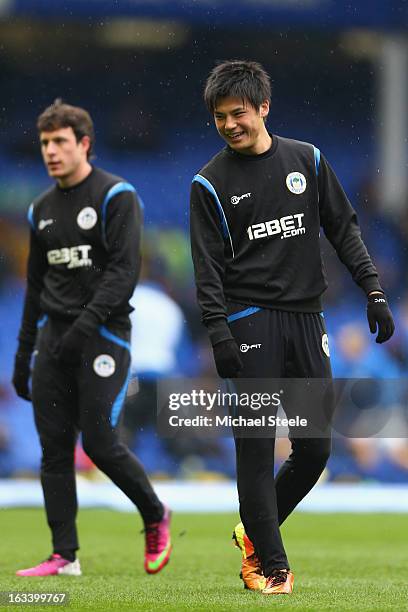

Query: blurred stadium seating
left=0, top=1, right=407, bottom=485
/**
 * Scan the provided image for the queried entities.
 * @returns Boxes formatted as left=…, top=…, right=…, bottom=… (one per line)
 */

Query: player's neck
left=56, top=162, right=92, bottom=189
left=251, top=130, right=272, bottom=155
left=236, top=129, right=272, bottom=156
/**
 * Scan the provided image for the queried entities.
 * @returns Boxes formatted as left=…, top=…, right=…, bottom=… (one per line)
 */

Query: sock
left=54, top=549, right=76, bottom=562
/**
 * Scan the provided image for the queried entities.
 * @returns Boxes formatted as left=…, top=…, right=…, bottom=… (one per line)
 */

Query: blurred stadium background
left=0, top=0, right=407, bottom=510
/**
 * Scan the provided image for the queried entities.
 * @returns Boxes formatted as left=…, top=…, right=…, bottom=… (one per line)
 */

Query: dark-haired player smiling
left=190, top=60, right=394, bottom=595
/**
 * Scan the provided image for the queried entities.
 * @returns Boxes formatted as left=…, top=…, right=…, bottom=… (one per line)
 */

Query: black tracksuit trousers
left=227, top=306, right=333, bottom=576
left=31, top=317, right=163, bottom=556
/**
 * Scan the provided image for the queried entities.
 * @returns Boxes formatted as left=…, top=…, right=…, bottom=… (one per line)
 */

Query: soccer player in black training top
left=190, top=61, right=395, bottom=595
left=12, top=100, right=172, bottom=577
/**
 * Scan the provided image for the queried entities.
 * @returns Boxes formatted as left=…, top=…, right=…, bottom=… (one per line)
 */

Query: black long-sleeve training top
left=18, top=166, right=143, bottom=351
left=190, top=135, right=382, bottom=345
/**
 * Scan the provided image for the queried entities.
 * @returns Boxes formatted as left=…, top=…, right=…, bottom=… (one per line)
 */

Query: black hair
left=37, top=98, right=95, bottom=159
left=204, top=60, right=271, bottom=114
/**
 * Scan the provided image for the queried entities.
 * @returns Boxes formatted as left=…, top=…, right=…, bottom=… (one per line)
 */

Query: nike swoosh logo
left=146, top=542, right=171, bottom=570
left=39, top=219, right=54, bottom=230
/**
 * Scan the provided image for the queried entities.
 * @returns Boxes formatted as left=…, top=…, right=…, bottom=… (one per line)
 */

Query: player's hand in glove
left=12, top=350, right=32, bottom=401
left=58, top=325, right=89, bottom=365
left=213, top=339, right=243, bottom=378
left=367, top=292, right=395, bottom=343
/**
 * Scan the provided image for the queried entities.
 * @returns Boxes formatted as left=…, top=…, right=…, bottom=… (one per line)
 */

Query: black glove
left=58, top=325, right=89, bottom=365
left=367, top=292, right=395, bottom=344
left=212, top=339, right=243, bottom=378
left=12, top=350, right=32, bottom=401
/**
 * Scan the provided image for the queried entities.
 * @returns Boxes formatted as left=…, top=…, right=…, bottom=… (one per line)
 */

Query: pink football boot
left=16, top=554, right=81, bottom=577
left=144, top=506, right=172, bottom=574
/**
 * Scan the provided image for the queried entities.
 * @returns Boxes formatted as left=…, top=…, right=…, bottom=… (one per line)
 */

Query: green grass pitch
left=1, top=509, right=407, bottom=611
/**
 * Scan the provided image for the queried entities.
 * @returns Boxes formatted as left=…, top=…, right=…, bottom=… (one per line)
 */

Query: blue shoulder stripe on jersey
left=99, top=325, right=131, bottom=351
left=37, top=314, right=48, bottom=328
left=192, top=174, right=235, bottom=257
left=227, top=306, right=262, bottom=323
left=27, top=203, right=35, bottom=230
left=313, top=146, right=321, bottom=175
left=110, top=365, right=132, bottom=427
left=101, top=181, right=140, bottom=240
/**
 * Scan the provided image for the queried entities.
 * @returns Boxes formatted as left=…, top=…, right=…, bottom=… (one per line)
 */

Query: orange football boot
left=262, top=569, right=294, bottom=595
left=232, top=522, right=266, bottom=591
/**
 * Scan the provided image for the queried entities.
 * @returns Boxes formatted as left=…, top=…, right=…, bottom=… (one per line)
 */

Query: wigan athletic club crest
left=321, top=333, right=330, bottom=357
left=77, top=207, right=98, bottom=230
left=286, top=172, right=307, bottom=194
left=93, top=354, right=116, bottom=377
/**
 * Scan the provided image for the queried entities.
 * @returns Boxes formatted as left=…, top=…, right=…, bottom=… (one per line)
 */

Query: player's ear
left=79, top=135, right=91, bottom=156
left=259, top=100, right=270, bottom=119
